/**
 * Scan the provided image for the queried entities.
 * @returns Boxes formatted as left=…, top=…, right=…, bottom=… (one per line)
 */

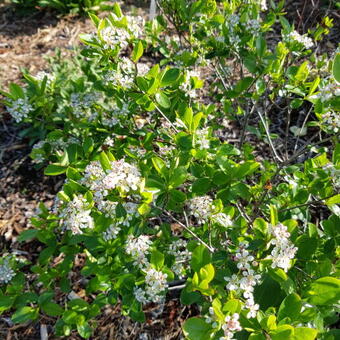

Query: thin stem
left=164, top=210, right=215, bottom=253
left=257, top=109, right=283, bottom=163
left=279, top=193, right=338, bottom=212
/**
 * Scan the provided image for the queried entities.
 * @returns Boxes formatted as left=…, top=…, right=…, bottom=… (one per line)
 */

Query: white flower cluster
left=59, top=195, right=94, bottom=235
left=224, top=242, right=260, bottom=319
left=70, top=92, right=101, bottom=120
left=310, top=81, right=340, bottom=102
left=0, top=257, right=15, bottom=284
left=101, top=25, right=130, bottom=50
left=81, top=160, right=141, bottom=198
left=179, top=69, right=200, bottom=98
left=168, top=239, right=191, bottom=278
left=126, top=235, right=168, bottom=303
left=103, top=135, right=115, bottom=147
left=31, top=136, right=80, bottom=163
left=221, top=313, right=242, bottom=340
left=102, top=160, right=142, bottom=193
left=126, top=15, right=145, bottom=39
left=100, top=202, right=139, bottom=241
left=187, top=196, right=233, bottom=227
left=104, top=70, right=134, bottom=89
left=187, top=195, right=213, bottom=224
left=289, top=30, right=313, bottom=49
left=81, top=161, right=106, bottom=192
left=134, top=267, right=168, bottom=304
left=247, top=19, right=261, bottom=35
left=226, top=14, right=241, bottom=46
left=196, top=127, right=210, bottom=149
left=323, top=163, right=340, bottom=189
left=34, top=71, right=54, bottom=86
left=321, top=110, right=340, bottom=133
left=101, top=102, right=130, bottom=127
left=6, top=97, right=33, bottom=123
left=102, top=222, right=121, bottom=241
left=126, top=234, right=152, bottom=269
left=269, top=223, right=298, bottom=272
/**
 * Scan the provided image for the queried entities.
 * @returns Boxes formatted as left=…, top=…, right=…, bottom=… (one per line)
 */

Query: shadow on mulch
left=0, top=4, right=61, bottom=38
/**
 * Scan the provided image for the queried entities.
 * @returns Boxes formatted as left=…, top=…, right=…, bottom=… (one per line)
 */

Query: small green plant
left=1, top=1, right=339, bottom=339
left=10, top=0, right=112, bottom=14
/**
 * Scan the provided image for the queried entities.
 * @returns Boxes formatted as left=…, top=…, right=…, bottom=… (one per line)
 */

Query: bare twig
left=164, top=210, right=215, bottom=253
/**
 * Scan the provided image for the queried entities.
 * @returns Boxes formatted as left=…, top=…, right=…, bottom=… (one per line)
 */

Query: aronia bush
left=1, top=1, right=339, bottom=339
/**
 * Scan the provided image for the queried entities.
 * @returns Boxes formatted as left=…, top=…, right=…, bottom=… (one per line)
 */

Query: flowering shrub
left=1, top=0, right=340, bottom=339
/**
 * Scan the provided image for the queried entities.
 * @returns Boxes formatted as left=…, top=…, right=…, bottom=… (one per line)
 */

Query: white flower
left=196, top=127, right=210, bottom=149
left=134, top=287, right=148, bottom=304
left=102, top=223, right=121, bottom=241
left=0, top=258, right=15, bottom=284
left=34, top=71, right=54, bottom=85
left=323, top=163, right=340, bottom=189
left=102, top=160, right=142, bottom=193
left=224, top=274, right=240, bottom=291
left=135, top=267, right=168, bottom=304
left=269, top=223, right=298, bottom=272
left=235, top=248, right=254, bottom=270
left=101, top=25, right=130, bottom=50
left=6, top=97, right=33, bottom=123
left=321, top=110, right=340, bottom=133
left=126, top=15, right=145, bottom=39
left=239, top=269, right=261, bottom=292
left=247, top=19, right=261, bottom=34
left=222, top=313, right=242, bottom=335
left=187, top=196, right=213, bottom=224
left=59, top=195, right=94, bottom=235
left=259, top=0, right=267, bottom=11
left=289, top=31, right=313, bottom=49
left=168, top=239, right=191, bottom=278
left=212, top=212, right=233, bottom=227
left=126, top=235, right=152, bottom=269
left=244, top=298, right=259, bottom=318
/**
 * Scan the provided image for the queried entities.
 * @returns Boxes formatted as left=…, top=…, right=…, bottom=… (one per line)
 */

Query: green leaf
left=99, top=151, right=111, bottom=171
left=222, top=299, right=241, bottom=314
left=306, top=276, right=340, bottom=305
left=12, top=306, right=39, bottom=324
left=0, top=295, right=14, bottom=312
left=192, top=178, right=211, bottom=195
left=152, top=157, right=166, bottom=176
left=295, top=61, right=309, bottom=82
left=182, top=317, right=211, bottom=340
left=180, top=287, right=201, bottom=305
left=132, top=41, right=144, bottom=63
left=326, top=194, right=340, bottom=206
left=77, top=321, right=92, bottom=339
left=332, top=53, right=340, bottom=82
left=256, top=35, right=267, bottom=57
left=18, top=229, right=38, bottom=242
left=41, top=302, right=64, bottom=317
left=44, top=164, right=67, bottom=176
left=278, top=293, right=302, bottom=321
left=296, top=236, right=317, bottom=260
left=150, top=250, right=164, bottom=270
left=161, top=68, right=180, bottom=87
left=155, top=92, right=171, bottom=108
left=191, top=245, right=211, bottom=272
left=269, top=205, right=278, bottom=226
left=199, top=263, right=215, bottom=283
left=270, top=325, right=294, bottom=340
left=294, top=327, right=318, bottom=340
